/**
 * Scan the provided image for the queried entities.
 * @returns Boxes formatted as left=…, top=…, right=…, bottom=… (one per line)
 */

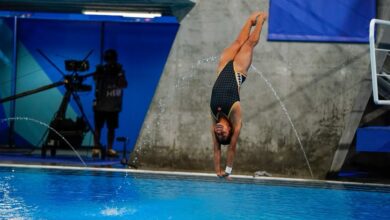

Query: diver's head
left=214, top=117, right=233, bottom=145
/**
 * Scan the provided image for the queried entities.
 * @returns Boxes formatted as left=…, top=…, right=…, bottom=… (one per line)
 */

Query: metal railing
left=370, top=18, right=390, bottom=105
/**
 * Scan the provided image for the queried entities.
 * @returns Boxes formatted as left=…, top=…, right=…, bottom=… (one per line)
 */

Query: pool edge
left=0, top=163, right=389, bottom=188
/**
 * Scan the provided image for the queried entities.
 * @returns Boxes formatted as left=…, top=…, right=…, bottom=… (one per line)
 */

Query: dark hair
left=103, top=49, right=118, bottom=62
left=215, top=119, right=233, bottom=145
left=216, top=132, right=232, bottom=145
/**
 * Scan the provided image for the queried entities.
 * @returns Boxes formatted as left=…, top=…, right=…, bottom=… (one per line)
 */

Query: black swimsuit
left=210, top=60, right=246, bottom=120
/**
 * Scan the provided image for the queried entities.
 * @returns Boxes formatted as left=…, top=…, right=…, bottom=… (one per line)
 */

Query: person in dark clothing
left=210, top=12, right=267, bottom=178
left=93, top=49, right=128, bottom=157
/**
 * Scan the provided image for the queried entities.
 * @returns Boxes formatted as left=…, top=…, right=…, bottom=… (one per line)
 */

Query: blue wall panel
left=268, top=0, right=376, bottom=42
left=357, top=127, right=390, bottom=152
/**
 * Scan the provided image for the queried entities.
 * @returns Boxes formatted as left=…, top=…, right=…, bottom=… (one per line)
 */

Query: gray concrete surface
left=133, top=0, right=384, bottom=178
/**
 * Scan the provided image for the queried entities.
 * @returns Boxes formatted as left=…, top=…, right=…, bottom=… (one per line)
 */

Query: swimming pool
left=0, top=165, right=389, bottom=220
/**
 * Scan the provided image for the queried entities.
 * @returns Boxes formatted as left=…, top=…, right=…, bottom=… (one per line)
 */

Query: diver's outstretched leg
left=217, top=12, right=264, bottom=73
left=233, top=12, right=267, bottom=76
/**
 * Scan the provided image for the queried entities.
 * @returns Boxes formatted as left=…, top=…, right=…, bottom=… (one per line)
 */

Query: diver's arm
left=225, top=123, right=241, bottom=171
left=224, top=104, right=242, bottom=176
left=211, top=122, right=222, bottom=176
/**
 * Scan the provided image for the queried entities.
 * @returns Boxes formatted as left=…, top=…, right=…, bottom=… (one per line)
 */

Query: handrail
left=370, top=18, right=390, bottom=105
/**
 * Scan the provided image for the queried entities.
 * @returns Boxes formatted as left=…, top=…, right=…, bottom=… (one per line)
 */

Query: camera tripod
left=0, top=49, right=105, bottom=159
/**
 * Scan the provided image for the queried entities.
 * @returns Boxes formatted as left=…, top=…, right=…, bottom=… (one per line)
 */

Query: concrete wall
left=133, top=0, right=383, bottom=178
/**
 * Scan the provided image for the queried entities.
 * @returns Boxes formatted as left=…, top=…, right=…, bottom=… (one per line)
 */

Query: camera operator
left=92, top=49, right=127, bottom=157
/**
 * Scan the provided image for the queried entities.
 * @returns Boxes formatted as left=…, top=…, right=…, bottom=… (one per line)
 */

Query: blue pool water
left=0, top=166, right=390, bottom=220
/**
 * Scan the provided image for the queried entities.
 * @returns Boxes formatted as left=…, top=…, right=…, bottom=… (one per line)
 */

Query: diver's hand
left=217, top=171, right=232, bottom=180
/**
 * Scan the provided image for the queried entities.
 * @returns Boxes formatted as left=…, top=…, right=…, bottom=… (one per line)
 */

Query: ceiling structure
left=0, top=0, right=195, bottom=21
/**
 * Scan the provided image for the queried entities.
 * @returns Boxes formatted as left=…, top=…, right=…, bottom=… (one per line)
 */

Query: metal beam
left=0, top=0, right=195, bottom=21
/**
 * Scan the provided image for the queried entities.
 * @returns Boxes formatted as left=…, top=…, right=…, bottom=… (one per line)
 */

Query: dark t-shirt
left=94, top=63, right=126, bottom=112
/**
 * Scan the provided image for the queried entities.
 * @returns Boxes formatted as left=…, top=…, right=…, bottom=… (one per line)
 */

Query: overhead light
left=82, top=10, right=161, bottom=18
